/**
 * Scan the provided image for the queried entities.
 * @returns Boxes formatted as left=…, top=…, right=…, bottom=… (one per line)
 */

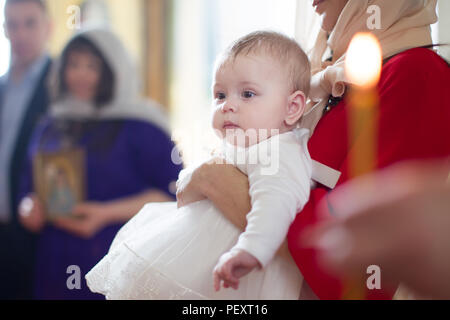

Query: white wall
left=169, top=0, right=298, bottom=166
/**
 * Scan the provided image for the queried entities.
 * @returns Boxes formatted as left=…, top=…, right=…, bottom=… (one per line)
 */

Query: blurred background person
left=0, top=0, right=52, bottom=300
left=17, top=27, right=182, bottom=299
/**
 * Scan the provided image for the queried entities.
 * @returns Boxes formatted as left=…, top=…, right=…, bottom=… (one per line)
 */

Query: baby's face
left=212, top=54, right=292, bottom=146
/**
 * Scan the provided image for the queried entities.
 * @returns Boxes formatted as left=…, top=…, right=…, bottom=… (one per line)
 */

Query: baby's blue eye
left=216, top=92, right=226, bottom=100
left=242, top=91, right=255, bottom=99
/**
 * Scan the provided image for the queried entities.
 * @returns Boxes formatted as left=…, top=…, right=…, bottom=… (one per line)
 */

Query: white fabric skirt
left=86, top=200, right=303, bottom=300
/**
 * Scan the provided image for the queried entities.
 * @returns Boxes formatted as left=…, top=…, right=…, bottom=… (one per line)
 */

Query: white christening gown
left=86, top=128, right=312, bottom=300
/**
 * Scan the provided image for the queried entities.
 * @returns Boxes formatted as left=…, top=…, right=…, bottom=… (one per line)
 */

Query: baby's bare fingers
left=213, top=271, right=221, bottom=292
left=217, top=267, right=239, bottom=290
left=224, top=279, right=239, bottom=290
left=222, top=261, right=240, bottom=283
left=213, top=264, right=226, bottom=291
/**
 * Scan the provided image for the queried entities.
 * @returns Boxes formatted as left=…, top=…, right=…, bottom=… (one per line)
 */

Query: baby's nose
left=221, top=101, right=237, bottom=113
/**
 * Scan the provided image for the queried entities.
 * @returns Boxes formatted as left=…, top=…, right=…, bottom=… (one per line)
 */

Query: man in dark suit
left=0, top=0, right=52, bottom=299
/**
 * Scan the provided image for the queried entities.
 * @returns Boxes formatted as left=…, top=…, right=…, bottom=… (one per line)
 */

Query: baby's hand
left=213, top=249, right=261, bottom=291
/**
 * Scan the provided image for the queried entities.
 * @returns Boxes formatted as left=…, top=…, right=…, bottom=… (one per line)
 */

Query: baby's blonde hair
left=216, top=31, right=311, bottom=97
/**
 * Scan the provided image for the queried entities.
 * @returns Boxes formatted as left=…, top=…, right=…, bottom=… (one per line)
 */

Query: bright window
left=0, top=0, right=10, bottom=77
left=170, top=0, right=297, bottom=166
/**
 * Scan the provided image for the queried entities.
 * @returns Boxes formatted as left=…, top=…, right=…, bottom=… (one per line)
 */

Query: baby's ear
left=284, top=91, right=306, bottom=126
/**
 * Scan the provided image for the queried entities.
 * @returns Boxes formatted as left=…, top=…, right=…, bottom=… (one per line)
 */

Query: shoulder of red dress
left=383, top=47, right=447, bottom=73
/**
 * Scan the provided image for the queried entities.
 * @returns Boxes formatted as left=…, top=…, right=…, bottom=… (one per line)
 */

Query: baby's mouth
left=223, top=121, right=240, bottom=130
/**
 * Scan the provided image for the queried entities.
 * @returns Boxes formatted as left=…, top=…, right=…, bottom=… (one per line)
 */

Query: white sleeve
left=231, top=130, right=312, bottom=267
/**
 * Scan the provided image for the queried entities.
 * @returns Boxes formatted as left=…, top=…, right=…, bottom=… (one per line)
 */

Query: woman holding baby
left=85, top=0, right=449, bottom=300
left=176, top=0, right=450, bottom=300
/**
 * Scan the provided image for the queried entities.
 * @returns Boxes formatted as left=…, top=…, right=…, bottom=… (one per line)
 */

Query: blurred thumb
left=71, top=204, right=88, bottom=217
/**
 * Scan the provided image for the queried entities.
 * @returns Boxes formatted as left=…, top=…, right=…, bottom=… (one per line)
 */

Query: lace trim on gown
left=86, top=243, right=208, bottom=300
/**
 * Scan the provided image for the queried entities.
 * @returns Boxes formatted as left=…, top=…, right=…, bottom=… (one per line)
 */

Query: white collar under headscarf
left=49, top=27, right=170, bottom=135
left=301, top=0, right=437, bottom=136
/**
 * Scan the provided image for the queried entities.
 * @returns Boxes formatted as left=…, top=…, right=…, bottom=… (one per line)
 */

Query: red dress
left=287, top=48, right=450, bottom=300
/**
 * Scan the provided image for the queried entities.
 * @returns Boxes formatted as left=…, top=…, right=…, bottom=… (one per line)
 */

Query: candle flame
left=345, top=33, right=382, bottom=89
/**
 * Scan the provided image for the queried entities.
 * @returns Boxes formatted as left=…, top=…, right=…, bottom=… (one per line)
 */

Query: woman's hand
left=305, top=161, right=450, bottom=299
left=18, top=194, right=46, bottom=233
left=52, top=189, right=172, bottom=239
left=176, top=158, right=251, bottom=230
left=176, top=158, right=225, bottom=209
left=177, top=158, right=294, bottom=261
left=176, top=164, right=209, bottom=209
left=53, top=202, right=111, bottom=239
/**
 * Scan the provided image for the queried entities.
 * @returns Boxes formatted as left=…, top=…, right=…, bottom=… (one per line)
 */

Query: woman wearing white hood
left=17, top=28, right=183, bottom=300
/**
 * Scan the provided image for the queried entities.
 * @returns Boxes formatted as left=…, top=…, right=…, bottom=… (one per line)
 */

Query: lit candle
left=342, top=32, right=382, bottom=299
left=345, top=32, right=382, bottom=177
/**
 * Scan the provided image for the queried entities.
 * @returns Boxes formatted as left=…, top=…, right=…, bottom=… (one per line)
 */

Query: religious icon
left=33, top=149, right=86, bottom=220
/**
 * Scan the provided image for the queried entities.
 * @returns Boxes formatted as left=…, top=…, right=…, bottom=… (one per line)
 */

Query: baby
left=86, top=31, right=312, bottom=300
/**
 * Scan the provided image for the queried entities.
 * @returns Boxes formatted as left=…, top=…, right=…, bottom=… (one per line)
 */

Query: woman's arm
left=53, top=189, right=173, bottom=239
left=177, top=159, right=293, bottom=260
left=199, top=161, right=251, bottom=230
left=308, top=161, right=450, bottom=299
left=176, top=159, right=250, bottom=229
left=105, top=189, right=173, bottom=223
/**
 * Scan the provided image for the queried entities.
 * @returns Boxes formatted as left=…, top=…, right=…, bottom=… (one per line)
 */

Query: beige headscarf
left=301, top=0, right=438, bottom=135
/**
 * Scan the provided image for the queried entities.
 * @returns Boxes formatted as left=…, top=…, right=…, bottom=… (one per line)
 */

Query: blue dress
left=18, top=117, right=183, bottom=299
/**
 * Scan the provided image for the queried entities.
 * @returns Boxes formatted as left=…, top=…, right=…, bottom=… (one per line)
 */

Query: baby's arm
left=213, top=249, right=261, bottom=291
left=219, top=132, right=312, bottom=281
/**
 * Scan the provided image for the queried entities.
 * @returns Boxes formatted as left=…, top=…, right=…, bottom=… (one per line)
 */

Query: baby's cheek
left=245, top=112, right=271, bottom=131
left=211, top=112, right=223, bottom=134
